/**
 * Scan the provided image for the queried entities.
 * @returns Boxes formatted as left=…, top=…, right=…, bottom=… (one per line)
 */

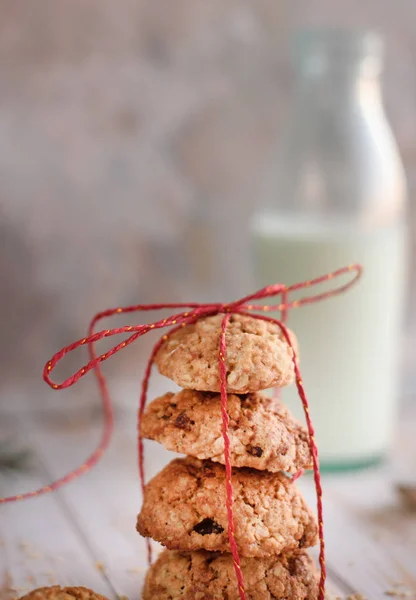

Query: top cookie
left=155, top=313, right=297, bottom=393
left=143, top=549, right=318, bottom=600
left=19, top=587, right=108, bottom=600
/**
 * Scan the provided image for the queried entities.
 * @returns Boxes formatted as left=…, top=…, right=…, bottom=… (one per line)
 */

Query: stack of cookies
left=137, top=314, right=319, bottom=599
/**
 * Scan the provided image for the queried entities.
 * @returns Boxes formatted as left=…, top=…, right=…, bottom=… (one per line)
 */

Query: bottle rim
left=293, top=29, right=384, bottom=77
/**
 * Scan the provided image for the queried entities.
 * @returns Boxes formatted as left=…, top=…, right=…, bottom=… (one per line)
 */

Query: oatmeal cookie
left=19, top=588, right=108, bottom=600
left=137, top=457, right=317, bottom=557
left=142, top=549, right=318, bottom=600
left=140, top=389, right=312, bottom=473
left=155, top=313, right=297, bottom=393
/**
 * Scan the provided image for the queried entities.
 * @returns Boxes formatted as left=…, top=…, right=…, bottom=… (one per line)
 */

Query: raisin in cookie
left=143, top=549, right=318, bottom=600
left=155, top=313, right=297, bottom=393
left=137, top=457, right=317, bottom=557
left=140, top=389, right=311, bottom=473
left=19, top=588, right=108, bottom=600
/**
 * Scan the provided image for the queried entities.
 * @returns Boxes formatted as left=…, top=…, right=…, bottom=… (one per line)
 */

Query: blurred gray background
left=1, top=0, right=415, bottom=403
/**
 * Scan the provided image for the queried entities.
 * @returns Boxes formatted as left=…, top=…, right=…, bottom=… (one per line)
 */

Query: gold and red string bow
left=0, top=264, right=362, bottom=600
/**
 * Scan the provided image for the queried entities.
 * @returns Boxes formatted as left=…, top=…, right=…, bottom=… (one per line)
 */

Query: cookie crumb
left=95, top=561, right=105, bottom=572
left=18, top=540, right=41, bottom=560
left=127, top=567, right=145, bottom=574
left=396, top=484, right=416, bottom=511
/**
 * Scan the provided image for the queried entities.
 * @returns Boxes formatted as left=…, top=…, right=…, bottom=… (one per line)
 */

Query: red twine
left=0, top=264, right=363, bottom=600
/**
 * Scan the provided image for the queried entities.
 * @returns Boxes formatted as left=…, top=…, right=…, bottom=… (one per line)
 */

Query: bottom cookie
left=19, top=587, right=109, bottom=600
left=142, top=549, right=318, bottom=600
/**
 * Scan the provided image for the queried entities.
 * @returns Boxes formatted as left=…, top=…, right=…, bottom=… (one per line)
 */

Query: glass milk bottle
left=252, top=30, right=408, bottom=470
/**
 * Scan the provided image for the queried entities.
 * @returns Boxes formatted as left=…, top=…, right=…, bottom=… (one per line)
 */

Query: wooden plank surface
left=0, top=413, right=113, bottom=600
left=1, top=382, right=416, bottom=600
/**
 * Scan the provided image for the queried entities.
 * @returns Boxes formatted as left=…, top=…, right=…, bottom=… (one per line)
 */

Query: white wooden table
left=1, top=379, right=416, bottom=600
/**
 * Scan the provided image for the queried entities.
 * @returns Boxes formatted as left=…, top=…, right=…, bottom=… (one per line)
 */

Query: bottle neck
left=293, top=30, right=384, bottom=107
left=294, top=70, right=383, bottom=110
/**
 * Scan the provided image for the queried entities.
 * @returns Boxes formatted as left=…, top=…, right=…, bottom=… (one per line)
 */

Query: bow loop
left=42, top=263, right=361, bottom=391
